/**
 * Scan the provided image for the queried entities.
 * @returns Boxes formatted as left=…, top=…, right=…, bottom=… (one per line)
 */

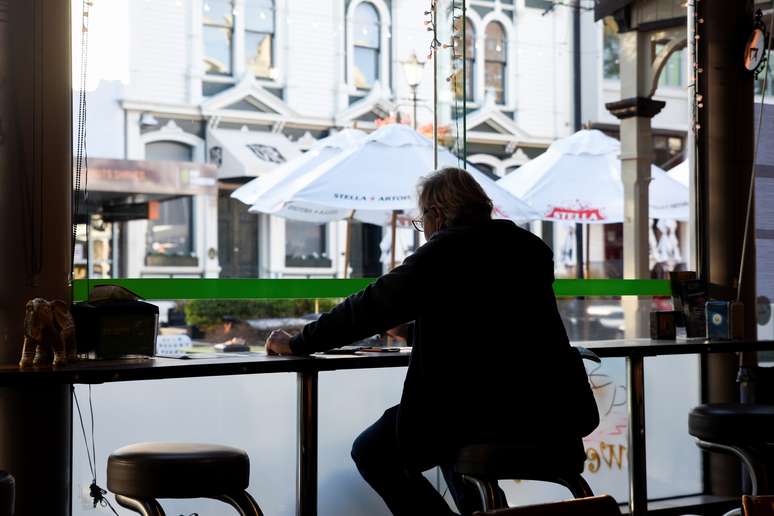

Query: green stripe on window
left=73, top=278, right=671, bottom=301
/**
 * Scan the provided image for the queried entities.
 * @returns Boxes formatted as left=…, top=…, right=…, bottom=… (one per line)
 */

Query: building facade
left=75, top=0, right=691, bottom=282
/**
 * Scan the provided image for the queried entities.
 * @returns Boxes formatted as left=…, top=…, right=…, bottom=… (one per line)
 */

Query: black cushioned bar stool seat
left=689, top=404, right=774, bottom=496
left=0, top=471, right=14, bottom=516
left=453, top=443, right=593, bottom=512
left=107, top=443, right=262, bottom=516
left=689, top=404, right=774, bottom=446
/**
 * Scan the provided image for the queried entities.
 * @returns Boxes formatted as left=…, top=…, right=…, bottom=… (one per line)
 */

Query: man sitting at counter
left=267, top=167, right=596, bottom=516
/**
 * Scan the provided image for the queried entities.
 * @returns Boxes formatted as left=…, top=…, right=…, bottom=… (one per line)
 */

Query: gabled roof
left=335, top=82, right=396, bottom=129
left=201, top=74, right=298, bottom=119
left=465, top=103, right=552, bottom=148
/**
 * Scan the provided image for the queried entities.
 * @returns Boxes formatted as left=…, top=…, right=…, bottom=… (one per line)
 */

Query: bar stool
left=472, top=494, right=621, bottom=516
left=0, top=471, right=14, bottom=516
left=689, top=365, right=774, bottom=498
left=453, top=347, right=599, bottom=511
left=453, top=442, right=593, bottom=511
left=107, top=442, right=263, bottom=516
left=688, top=404, right=774, bottom=495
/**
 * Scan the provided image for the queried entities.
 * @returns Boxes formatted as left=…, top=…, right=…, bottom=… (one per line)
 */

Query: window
left=453, top=17, right=475, bottom=102
left=146, top=197, right=196, bottom=266
left=203, top=0, right=234, bottom=75
left=656, top=43, right=684, bottom=88
left=484, top=22, right=506, bottom=104
left=755, top=51, right=774, bottom=96
left=245, top=0, right=274, bottom=78
left=603, top=18, right=620, bottom=80
left=285, top=221, right=331, bottom=268
left=353, top=2, right=380, bottom=90
left=144, top=141, right=197, bottom=267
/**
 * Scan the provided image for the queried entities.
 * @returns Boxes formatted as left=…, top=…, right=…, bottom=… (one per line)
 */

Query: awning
left=207, top=127, right=301, bottom=179
left=87, top=158, right=218, bottom=196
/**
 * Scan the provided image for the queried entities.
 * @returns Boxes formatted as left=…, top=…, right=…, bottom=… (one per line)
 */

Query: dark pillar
left=0, top=1, right=73, bottom=514
left=697, top=0, right=755, bottom=496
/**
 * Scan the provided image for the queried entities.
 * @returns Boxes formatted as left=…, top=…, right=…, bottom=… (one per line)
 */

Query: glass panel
left=145, top=141, right=194, bottom=162
left=353, top=2, right=380, bottom=48
left=484, top=22, right=506, bottom=62
left=245, top=0, right=275, bottom=33
left=656, top=44, right=684, bottom=88
left=603, top=18, right=620, bottom=80
left=756, top=103, right=774, bottom=348
left=203, top=25, right=233, bottom=75
left=285, top=220, right=331, bottom=268
left=485, top=22, right=506, bottom=103
left=245, top=31, right=273, bottom=78
left=202, top=0, right=234, bottom=27
left=354, top=46, right=379, bottom=89
left=754, top=51, right=774, bottom=96
left=146, top=197, right=195, bottom=264
left=485, top=62, right=505, bottom=104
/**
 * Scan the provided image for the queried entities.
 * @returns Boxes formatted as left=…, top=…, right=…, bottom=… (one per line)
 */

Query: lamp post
left=400, top=52, right=425, bottom=254
left=401, top=52, right=425, bottom=129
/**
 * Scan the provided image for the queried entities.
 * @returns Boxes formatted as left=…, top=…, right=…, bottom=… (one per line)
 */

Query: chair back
left=473, top=495, right=621, bottom=516
left=744, top=495, right=774, bottom=516
left=739, top=366, right=774, bottom=404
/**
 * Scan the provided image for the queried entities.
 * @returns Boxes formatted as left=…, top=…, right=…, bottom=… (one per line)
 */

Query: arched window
left=353, top=2, right=381, bottom=90
left=245, top=0, right=275, bottom=78
left=485, top=22, right=507, bottom=104
left=454, top=17, right=475, bottom=101
left=203, top=0, right=234, bottom=75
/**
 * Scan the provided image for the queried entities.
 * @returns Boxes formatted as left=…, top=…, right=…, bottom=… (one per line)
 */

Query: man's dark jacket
left=290, top=219, right=591, bottom=469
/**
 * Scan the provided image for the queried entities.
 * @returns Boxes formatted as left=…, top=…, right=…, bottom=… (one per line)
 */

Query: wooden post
left=0, top=1, right=73, bottom=514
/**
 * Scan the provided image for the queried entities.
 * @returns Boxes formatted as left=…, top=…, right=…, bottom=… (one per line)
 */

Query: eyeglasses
left=411, top=218, right=424, bottom=232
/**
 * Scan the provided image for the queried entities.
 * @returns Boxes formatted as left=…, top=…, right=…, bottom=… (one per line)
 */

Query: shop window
left=453, top=17, right=475, bottom=102
left=245, top=0, right=275, bottom=78
left=484, top=22, right=507, bottom=104
left=285, top=221, right=331, bottom=268
left=352, top=2, right=381, bottom=90
left=146, top=197, right=197, bottom=267
left=203, top=0, right=235, bottom=76
left=145, top=141, right=194, bottom=162
left=144, top=141, right=197, bottom=267
left=603, top=18, right=620, bottom=80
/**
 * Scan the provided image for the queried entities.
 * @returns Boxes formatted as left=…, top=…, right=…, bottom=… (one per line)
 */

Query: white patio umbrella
left=231, top=129, right=367, bottom=224
left=497, top=129, right=689, bottom=223
left=248, top=124, right=539, bottom=275
left=498, top=129, right=688, bottom=278
left=667, top=160, right=689, bottom=187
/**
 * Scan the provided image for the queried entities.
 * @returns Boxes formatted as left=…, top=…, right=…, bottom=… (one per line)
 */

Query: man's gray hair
left=417, top=167, right=493, bottom=226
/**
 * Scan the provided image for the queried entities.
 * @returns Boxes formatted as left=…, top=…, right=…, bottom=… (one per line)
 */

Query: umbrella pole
left=585, top=224, right=590, bottom=279
left=575, top=222, right=584, bottom=279
left=344, top=211, right=355, bottom=279
left=390, top=210, right=398, bottom=270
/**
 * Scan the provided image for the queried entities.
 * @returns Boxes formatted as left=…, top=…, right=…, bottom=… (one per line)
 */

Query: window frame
left=202, top=0, right=236, bottom=77
left=484, top=21, right=507, bottom=105
left=345, top=0, right=391, bottom=95
left=244, top=0, right=276, bottom=79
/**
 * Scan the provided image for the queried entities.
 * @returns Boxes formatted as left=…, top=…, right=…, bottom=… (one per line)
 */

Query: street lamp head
left=401, top=52, right=425, bottom=89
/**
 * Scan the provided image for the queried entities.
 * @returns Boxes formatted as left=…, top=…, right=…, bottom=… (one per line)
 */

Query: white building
left=75, top=0, right=690, bottom=282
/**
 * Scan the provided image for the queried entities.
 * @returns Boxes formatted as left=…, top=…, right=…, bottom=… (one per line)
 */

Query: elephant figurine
left=19, top=298, right=77, bottom=368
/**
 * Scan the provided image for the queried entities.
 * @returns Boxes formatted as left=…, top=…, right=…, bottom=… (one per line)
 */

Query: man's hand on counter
left=266, top=329, right=294, bottom=355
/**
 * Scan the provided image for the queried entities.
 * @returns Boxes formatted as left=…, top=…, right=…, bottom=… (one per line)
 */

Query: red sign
left=546, top=207, right=606, bottom=221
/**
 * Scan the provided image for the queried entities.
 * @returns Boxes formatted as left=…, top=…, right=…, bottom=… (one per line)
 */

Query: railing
left=73, top=278, right=671, bottom=301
